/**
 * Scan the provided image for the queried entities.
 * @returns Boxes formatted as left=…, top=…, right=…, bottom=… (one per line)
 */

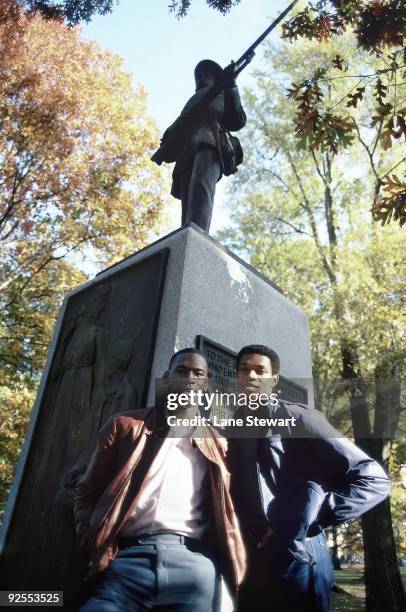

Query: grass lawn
left=331, top=567, right=406, bottom=611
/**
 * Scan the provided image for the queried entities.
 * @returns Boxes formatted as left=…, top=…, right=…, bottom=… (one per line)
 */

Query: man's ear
left=272, top=373, right=280, bottom=387
left=163, top=371, right=169, bottom=384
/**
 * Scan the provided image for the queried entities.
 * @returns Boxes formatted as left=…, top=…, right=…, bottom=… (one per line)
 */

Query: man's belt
left=117, top=533, right=202, bottom=549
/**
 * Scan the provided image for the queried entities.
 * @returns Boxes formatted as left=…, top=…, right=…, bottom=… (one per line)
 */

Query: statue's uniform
left=169, top=85, right=246, bottom=232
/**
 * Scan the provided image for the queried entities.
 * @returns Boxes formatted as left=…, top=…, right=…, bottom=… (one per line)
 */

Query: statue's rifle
left=151, top=0, right=301, bottom=165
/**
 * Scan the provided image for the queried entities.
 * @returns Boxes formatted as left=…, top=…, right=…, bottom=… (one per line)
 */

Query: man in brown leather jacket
left=165, top=59, right=246, bottom=232
left=74, top=348, right=245, bottom=611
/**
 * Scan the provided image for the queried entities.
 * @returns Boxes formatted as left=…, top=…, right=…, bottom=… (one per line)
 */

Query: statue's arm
left=222, top=86, right=247, bottom=132
left=161, top=92, right=199, bottom=143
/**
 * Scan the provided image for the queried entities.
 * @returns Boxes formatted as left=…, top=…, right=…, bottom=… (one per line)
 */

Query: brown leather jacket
left=73, top=407, right=246, bottom=596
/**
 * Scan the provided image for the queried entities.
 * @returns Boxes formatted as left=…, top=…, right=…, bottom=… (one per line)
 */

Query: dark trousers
left=79, top=533, right=220, bottom=612
left=238, top=534, right=334, bottom=612
left=180, top=144, right=221, bottom=232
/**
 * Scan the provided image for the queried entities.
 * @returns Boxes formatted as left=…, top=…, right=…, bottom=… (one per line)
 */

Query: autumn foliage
left=0, top=0, right=167, bottom=514
left=0, top=0, right=166, bottom=379
left=281, top=1, right=405, bottom=226
left=282, top=0, right=404, bottom=49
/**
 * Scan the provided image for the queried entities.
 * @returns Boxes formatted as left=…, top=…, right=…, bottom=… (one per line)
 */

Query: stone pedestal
left=0, top=224, right=313, bottom=609
left=142, top=224, right=312, bottom=406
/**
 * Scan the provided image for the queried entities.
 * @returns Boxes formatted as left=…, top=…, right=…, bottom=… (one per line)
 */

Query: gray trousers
left=78, top=533, right=221, bottom=611
left=180, top=144, right=221, bottom=233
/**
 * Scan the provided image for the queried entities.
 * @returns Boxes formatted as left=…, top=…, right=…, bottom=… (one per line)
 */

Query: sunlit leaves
left=0, top=3, right=168, bottom=391
left=169, top=0, right=240, bottom=18
left=372, top=174, right=406, bottom=226
left=0, top=385, right=34, bottom=519
left=0, top=2, right=170, bottom=518
left=280, top=1, right=405, bottom=178
left=286, top=59, right=404, bottom=159
left=221, top=36, right=405, bottom=399
left=288, top=74, right=356, bottom=152
left=23, top=0, right=117, bottom=24
left=282, top=1, right=405, bottom=51
left=282, top=5, right=345, bottom=42
left=0, top=2, right=167, bottom=262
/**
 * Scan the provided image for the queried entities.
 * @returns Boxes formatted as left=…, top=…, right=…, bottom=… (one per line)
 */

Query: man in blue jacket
left=228, top=344, right=390, bottom=612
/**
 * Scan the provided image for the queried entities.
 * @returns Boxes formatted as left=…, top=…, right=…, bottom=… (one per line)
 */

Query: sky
left=83, top=0, right=293, bottom=235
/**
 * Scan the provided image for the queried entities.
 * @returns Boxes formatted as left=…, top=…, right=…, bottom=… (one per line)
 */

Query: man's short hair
left=236, top=345, right=280, bottom=374
left=168, top=348, right=208, bottom=371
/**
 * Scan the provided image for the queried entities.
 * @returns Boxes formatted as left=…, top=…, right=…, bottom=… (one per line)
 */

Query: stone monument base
left=0, top=224, right=313, bottom=609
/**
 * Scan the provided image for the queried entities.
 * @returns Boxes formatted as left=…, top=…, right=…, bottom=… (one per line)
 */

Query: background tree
left=281, top=1, right=405, bottom=225
left=0, top=0, right=168, bottom=518
left=22, top=0, right=118, bottom=23
left=169, top=0, right=241, bottom=18
left=20, top=0, right=241, bottom=24
left=221, top=32, right=405, bottom=611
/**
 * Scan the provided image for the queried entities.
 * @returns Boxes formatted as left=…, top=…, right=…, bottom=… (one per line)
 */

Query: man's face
left=237, top=353, right=278, bottom=399
left=167, top=353, right=209, bottom=397
left=195, top=67, right=216, bottom=90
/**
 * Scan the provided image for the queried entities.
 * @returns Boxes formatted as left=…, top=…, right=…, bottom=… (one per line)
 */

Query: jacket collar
left=143, top=407, right=228, bottom=463
left=144, top=406, right=169, bottom=437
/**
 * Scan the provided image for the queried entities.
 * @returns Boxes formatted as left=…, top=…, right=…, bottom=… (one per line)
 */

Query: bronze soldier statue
left=153, top=60, right=246, bottom=233
left=151, top=1, right=301, bottom=234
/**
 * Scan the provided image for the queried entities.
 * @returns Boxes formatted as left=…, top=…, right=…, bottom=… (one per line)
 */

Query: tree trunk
left=363, top=366, right=406, bottom=611
left=362, top=499, right=406, bottom=612
left=302, top=128, right=405, bottom=612
left=341, top=347, right=406, bottom=611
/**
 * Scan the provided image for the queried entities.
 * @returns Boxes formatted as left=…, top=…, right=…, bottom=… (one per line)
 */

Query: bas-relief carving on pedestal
left=49, top=285, right=110, bottom=456
left=96, top=339, right=137, bottom=427
left=54, top=339, right=136, bottom=510
left=0, top=250, right=168, bottom=605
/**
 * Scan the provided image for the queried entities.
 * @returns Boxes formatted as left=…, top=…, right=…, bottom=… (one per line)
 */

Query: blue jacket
left=261, top=401, right=389, bottom=561
left=230, top=401, right=390, bottom=569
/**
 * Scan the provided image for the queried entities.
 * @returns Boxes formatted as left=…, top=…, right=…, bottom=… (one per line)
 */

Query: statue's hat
left=194, top=59, right=223, bottom=81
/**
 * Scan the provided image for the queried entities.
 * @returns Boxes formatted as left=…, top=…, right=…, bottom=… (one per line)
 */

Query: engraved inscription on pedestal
left=196, top=336, right=236, bottom=419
